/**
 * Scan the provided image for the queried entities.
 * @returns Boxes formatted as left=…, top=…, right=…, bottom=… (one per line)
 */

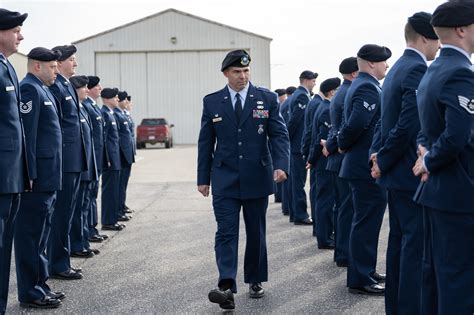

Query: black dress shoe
left=49, top=269, right=83, bottom=280
left=71, top=267, right=82, bottom=273
left=20, top=296, right=61, bottom=309
left=348, top=283, right=385, bottom=296
left=99, top=234, right=109, bottom=239
left=318, top=243, right=335, bottom=250
left=102, top=224, right=123, bottom=231
left=249, top=282, right=264, bottom=298
left=70, top=250, right=94, bottom=258
left=371, top=272, right=386, bottom=283
left=336, top=260, right=348, bottom=267
left=88, top=235, right=104, bottom=243
left=47, top=291, right=66, bottom=300
left=125, top=208, right=134, bottom=214
left=294, top=218, right=313, bottom=225
left=88, top=248, right=100, bottom=255
left=208, top=288, right=235, bottom=310
left=117, top=215, right=131, bottom=221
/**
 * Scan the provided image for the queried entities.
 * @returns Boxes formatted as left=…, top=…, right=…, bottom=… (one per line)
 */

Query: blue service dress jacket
left=287, top=86, right=311, bottom=154
left=19, top=73, right=62, bottom=192
left=101, top=106, right=122, bottom=171
left=301, top=94, right=323, bottom=158
left=197, top=83, right=290, bottom=199
left=114, top=108, right=135, bottom=165
left=307, top=99, right=331, bottom=171
left=82, top=97, right=104, bottom=174
left=49, top=74, right=87, bottom=173
left=375, top=49, right=427, bottom=191
left=338, top=72, right=382, bottom=180
left=416, top=47, right=474, bottom=213
left=0, top=56, right=29, bottom=193
left=326, top=80, right=351, bottom=172
left=79, top=103, right=98, bottom=182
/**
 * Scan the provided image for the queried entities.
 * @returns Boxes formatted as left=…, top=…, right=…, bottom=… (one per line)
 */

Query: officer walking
left=412, top=2, right=474, bottom=314
left=288, top=71, right=317, bottom=225
left=307, top=77, right=341, bottom=249
left=0, top=9, right=29, bottom=314
left=197, top=50, right=289, bottom=310
left=82, top=76, right=108, bottom=242
left=338, top=44, right=391, bottom=295
left=101, top=88, right=124, bottom=231
left=47, top=44, right=87, bottom=280
left=370, top=12, right=439, bottom=314
left=115, top=91, right=135, bottom=221
left=69, top=75, right=99, bottom=258
left=14, top=47, right=63, bottom=309
left=322, top=57, right=358, bottom=267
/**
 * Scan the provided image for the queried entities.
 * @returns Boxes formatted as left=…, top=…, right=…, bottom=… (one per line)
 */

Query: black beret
left=221, top=50, right=251, bottom=72
left=286, top=86, right=297, bottom=95
left=87, top=76, right=100, bottom=89
left=101, top=87, right=119, bottom=99
left=126, top=95, right=132, bottom=101
left=357, top=44, right=392, bottom=62
left=27, top=47, right=62, bottom=62
left=320, top=77, right=341, bottom=94
left=431, top=1, right=474, bottom=27
left=274, top=89, right=287, bottom=97
left=299, top=70, right=318, bottom=80
left=69, top=75, right=89, bottom=89
left=408, top=12, right=439, bottom=40
left=118, top=91, right=128, bottom=102
left=51, top=44, right=77, bottom=61
left=339, top=57, right=358, bottom=74
left=0, top=9, right=27, bottom=30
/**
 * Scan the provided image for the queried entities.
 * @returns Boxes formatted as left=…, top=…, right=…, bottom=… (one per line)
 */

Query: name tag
left=79, top=104, right=83, bottom=108
left=253, top=109, right=269, bottom=119
left=123, top=122, right=128, bottom=125
left=212, top=117, right=222, bottom=123
left=80, top=119, right=86, bottom=123
left=112, top=122, right=116, bottom=125
left=96, top=116, right=102, bottom=120
left=44, top=101, right=53, bottom=106
left=65, top=96, right=72, bottom=101
left=5, top=86, right=14, bottom=92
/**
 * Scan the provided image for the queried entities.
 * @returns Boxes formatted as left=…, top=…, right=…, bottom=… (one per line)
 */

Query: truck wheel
left=165, top=140, right=171, bottom=149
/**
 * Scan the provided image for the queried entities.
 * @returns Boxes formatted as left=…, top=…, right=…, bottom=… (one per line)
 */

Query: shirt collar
left=442, top=44, right=472, bottom=62
left=227, top=82, right=249, bottom=103
left=57, top=73, right=69, bottom=83
left=406, top=47, right=428, bottom=64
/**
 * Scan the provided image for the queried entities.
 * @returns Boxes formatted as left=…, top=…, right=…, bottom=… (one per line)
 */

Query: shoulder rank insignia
left=20, top=100, right=33, bottom=114
left=363, top=101, right=376, bottom=111
left=458, top=95, right=474, bottom=114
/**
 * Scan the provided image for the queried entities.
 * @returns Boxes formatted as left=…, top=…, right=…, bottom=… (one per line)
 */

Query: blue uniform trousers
left=334, top=176, right=353, bottom=265
left=14, top=192, right=56, bottom=303
left=0, top=193, right=20, bottom=312
left=347, top=179, right=386, bottom=287
left=290, top=153, right=309, bottom=222
left=421, top=207, right=474, bottom=315
left=48, top=172, right=81, bottom=274
left=315, top=170, right=335, bottom=246
left=118, top=164, right=131, bottom=216
left=87, top=180, right=100, bottom=237
left=101, top=169, right=120, bottom=225
left=309, top=168, right=317, bottom=235
left=385, top=189, right=423, bottom=315
left=275, top=182, right=282, bottom=202
left=282, top=176, right=292, bottom=217
left=212, top=196, right=268, bottom=293
left=70, top=181, right=91, bottom=253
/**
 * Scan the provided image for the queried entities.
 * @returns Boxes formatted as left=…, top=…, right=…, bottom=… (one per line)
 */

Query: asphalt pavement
left=6, top=144, right=388, bottom=314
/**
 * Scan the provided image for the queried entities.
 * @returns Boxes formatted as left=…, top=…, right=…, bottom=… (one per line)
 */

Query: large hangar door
left=147, top=50, right=228, bottom=144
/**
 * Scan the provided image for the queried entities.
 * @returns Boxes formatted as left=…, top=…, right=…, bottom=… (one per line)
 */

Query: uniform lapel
left=238, top=84, right=256, bottom=126
left=220, top=87, right=238, bottom=127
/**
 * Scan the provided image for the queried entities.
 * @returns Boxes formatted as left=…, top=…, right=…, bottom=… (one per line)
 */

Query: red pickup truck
left=136, top=118, right=174, bottom=149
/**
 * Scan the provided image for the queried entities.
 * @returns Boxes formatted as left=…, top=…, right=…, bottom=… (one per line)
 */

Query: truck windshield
left=142, top=119, right=167, bottom=126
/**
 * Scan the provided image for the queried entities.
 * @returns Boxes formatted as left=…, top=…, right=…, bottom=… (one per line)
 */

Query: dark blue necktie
left=234, top=93, right=242, bottom=122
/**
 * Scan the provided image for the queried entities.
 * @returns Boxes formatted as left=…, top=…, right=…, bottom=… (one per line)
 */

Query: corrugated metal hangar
left=73, top=8, right=272, bottom=144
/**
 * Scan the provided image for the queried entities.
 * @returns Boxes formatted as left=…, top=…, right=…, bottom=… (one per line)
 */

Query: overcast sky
left=2, top=0, right=457, bottom=90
